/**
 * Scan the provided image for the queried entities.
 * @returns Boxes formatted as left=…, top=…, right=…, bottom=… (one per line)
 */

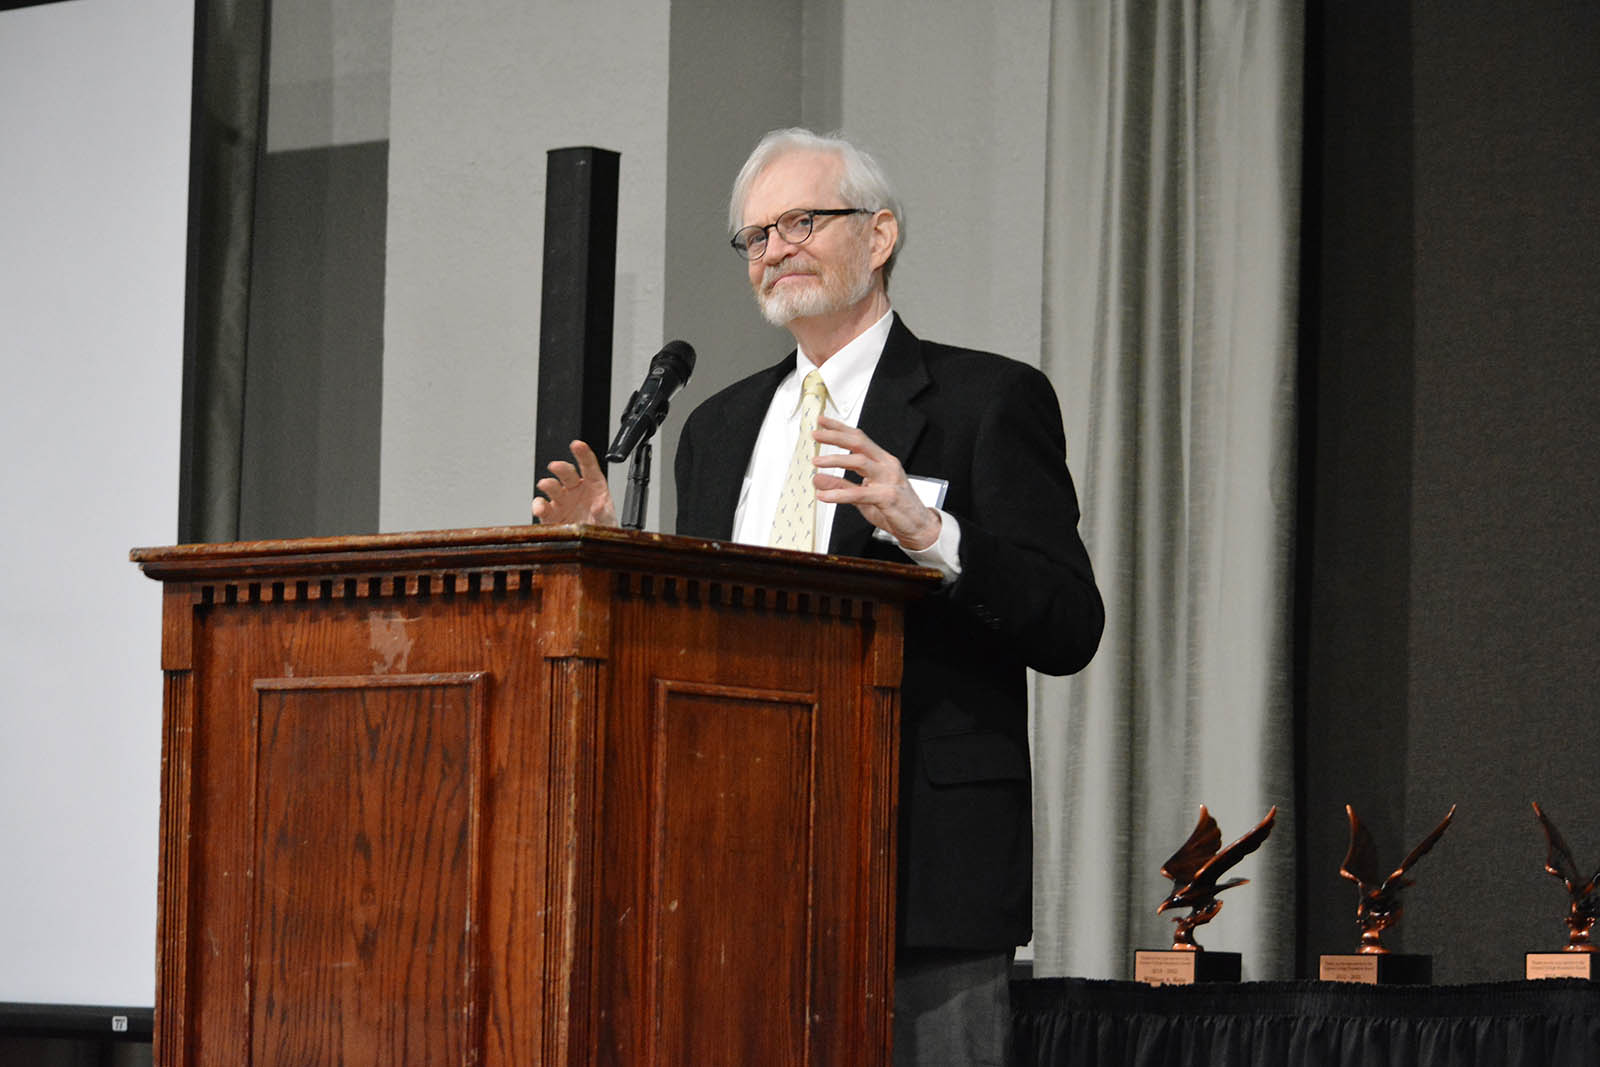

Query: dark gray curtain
left=178, top=0, right=268, bottom=543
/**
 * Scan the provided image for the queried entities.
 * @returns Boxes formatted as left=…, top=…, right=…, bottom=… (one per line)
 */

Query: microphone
left=605, top=340, right=696, bottom=463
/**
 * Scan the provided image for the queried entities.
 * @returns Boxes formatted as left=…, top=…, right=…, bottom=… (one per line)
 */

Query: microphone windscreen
left=655, top=340, right=696, bottom=382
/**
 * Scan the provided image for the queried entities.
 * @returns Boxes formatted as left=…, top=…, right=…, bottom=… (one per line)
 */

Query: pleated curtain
left=1031, top=0, right=1303, bottom=979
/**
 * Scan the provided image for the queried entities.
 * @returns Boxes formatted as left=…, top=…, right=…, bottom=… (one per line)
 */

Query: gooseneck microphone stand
left=608, top=389, right=671, bottom=532
left=619, top=442, right=651, bottom=531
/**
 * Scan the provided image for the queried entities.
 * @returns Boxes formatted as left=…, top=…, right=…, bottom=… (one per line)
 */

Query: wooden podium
left=132, top=526, right=939, bottom=1066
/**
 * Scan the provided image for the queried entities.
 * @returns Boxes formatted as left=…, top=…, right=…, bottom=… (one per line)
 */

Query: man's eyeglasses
left=730, top=208, right=871, bottom=260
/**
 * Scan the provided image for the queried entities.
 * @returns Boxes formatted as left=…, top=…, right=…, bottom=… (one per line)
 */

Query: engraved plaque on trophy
left=1525, top=801, right=1600, bottom=980
left=1134, top=805, right=1276, bottom=986
left=1319, top=804, right=1454, bottom=985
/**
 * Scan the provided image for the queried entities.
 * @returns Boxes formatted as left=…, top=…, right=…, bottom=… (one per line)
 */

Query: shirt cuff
left=898, top=509, right=962, bottom=583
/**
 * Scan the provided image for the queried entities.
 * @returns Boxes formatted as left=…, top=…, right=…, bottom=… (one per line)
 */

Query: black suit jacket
left=675, top=314, right=1104, bottom=949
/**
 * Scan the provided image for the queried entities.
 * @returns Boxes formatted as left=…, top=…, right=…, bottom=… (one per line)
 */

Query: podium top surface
left=131, top=524, right=941, bottom=598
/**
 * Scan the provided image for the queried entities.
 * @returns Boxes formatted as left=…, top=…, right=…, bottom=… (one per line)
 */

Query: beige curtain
left=1031, top=0, right=1303, bottom=979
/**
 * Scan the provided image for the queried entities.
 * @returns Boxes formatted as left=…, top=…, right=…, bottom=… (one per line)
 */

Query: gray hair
left=728, top=127, right=904, bottom=285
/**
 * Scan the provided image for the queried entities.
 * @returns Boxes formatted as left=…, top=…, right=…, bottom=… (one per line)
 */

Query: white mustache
left=762, top=264, right=816, bottom=291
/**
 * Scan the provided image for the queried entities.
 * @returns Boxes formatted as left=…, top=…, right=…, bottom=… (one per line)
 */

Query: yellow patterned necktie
left=769, top=369, right=831, bottom=551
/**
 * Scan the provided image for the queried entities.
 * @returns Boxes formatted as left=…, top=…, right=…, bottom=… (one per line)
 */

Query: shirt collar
left=790, top=309, right=894, bottom=419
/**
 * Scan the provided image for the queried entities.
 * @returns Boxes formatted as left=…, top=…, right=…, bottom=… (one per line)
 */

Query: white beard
left=756, top=243, right=875, bottom=326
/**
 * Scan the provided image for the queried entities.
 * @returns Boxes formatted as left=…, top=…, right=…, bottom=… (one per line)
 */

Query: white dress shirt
left=731, top=310, right=962, bottom=579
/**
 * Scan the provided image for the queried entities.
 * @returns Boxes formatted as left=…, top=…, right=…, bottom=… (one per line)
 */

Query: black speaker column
left=535, top=146, right=620, bottom=484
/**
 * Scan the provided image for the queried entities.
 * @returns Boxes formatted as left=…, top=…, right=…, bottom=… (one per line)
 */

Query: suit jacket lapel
left=693, top=354, right=792, bottom=539
left=828, top=314, right=930, bottom=556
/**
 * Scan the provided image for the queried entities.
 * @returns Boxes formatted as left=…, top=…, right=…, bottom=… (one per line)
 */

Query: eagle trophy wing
left=1161, top=805, right=1222, bottom=887
left=1339, top=804, right=1381, bottom=892
left=1382, top=804, right=1456, bottom=891
left=1533, top=800, right=1581, bottom=892
left=1191, top=805, right=1279, bottom=893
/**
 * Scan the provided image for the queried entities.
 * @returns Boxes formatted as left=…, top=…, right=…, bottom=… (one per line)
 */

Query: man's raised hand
left=810, top=416, right=941, bottom=550
left=531, top=440, right=619, bottom=527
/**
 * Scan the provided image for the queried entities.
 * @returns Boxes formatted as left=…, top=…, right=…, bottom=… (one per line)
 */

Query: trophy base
left=1319, top=953, right=1431, bottom=985
left=1134, top=950, right=1241, bottom=986
left=1526, top=952, right=1599, bottom=980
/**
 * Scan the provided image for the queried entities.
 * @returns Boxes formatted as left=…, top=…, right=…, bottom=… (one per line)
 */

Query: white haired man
left=534, top=128, right=1104, bottom=1065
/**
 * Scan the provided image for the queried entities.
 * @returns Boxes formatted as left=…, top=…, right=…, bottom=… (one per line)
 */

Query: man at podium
left=534, top=127, right=1103, bottom=1066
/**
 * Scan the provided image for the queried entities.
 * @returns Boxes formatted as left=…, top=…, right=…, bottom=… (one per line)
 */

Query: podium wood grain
left=133, top=526, right=937, bottom=1066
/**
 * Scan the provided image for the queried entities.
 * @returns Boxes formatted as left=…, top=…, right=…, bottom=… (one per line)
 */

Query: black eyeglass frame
left=730, top=207, right=872, bottom=260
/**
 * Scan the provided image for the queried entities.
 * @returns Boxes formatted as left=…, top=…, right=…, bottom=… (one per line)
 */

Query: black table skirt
left=1011, top=978, right=1600, bottom=1067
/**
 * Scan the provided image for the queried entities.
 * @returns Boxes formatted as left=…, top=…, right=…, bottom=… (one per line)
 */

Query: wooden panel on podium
left=132, top=526, right=938, bottom=1066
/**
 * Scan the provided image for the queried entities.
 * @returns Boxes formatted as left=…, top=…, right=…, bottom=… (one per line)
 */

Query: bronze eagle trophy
left=1532, top=801, right=1600, bottom=952
left=1157, top=805, right=1278, bottom=951
left=1339, top=803, right=1455, bottom=954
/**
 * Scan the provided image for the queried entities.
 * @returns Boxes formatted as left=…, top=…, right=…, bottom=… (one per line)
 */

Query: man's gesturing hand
left=810, top=415, right=941, bottom=551
left=531, top=440, right=619, bottom=527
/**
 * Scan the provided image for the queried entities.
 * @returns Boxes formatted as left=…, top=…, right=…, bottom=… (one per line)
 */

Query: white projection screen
left=0, top=0, right=192, bottom=1007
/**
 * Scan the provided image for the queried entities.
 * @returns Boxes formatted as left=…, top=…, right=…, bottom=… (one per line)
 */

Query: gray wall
left=240, top=142, right=386, bottom=538
left=658, top=1, right=1054, bottom=533
left=371, top=0, right=1059, bottom=537
left=379, top=0, right=671, bottom=532
left=659, top=0, right=807, bottom=536
left=238, top=0, right=392, bottom=539
left=244, top=0, right=1060, bottom=538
